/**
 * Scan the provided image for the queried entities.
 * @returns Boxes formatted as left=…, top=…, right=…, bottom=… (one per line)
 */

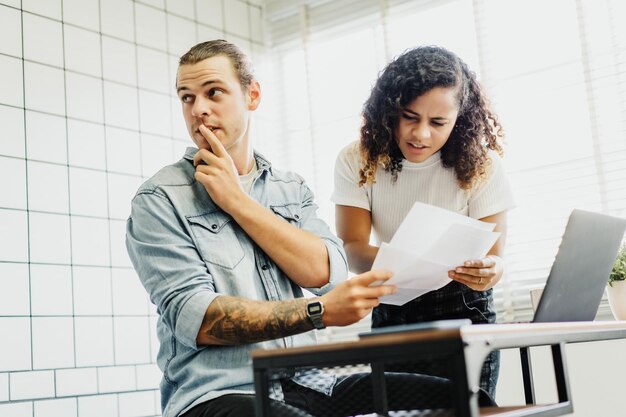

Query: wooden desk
left=252, top=321, right=626, bottom=417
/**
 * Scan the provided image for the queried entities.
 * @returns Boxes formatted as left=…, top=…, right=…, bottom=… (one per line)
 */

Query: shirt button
left=294, top=214, right=300, bottom=220
left=211, top=224, right=218, bottom=230
left=261, top=265, right=269, bottom=270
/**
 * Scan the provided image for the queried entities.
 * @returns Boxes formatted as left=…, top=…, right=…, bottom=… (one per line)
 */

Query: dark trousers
left=180, top=393, right=312, bottom=417
left=373, top=281, right=499, bottom=398
left=181, top=372, right=494, bottom=417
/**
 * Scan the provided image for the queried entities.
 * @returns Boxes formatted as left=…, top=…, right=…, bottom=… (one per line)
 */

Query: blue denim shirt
left=126, top=148, right=348, bottom=417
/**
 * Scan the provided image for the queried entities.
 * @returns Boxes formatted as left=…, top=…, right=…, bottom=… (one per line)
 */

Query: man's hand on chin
left=193, top=125, right=246, bottom=212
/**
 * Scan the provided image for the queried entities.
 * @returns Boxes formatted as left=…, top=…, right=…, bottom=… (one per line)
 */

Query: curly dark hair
left=359, top=45, right=503, bottom=189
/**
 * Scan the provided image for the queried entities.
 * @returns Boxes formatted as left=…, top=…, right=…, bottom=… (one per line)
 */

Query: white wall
left=0, top=0, right=264, bottom=416
left=497, top=338, right=626, bottom=416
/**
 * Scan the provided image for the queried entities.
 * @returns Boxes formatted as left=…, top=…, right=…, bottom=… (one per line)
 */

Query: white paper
left=390, top=202, right=495, bottom=251
left=424, top=223, right=500, bottom=266
left=372, top=202, right=500, bottom=306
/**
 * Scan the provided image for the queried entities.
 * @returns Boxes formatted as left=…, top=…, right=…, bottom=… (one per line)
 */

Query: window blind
left=256, top=0, right=626, bottom=340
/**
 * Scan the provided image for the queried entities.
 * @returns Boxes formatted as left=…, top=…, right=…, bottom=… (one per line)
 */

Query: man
left=126, top=40, right=453, bottom=417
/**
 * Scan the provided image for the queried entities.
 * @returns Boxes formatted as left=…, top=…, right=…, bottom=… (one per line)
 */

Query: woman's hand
left=448, top=255, right=504, bottom=291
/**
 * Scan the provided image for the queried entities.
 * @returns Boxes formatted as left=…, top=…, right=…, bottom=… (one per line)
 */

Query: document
left=371, top=202, right=500, bottom=305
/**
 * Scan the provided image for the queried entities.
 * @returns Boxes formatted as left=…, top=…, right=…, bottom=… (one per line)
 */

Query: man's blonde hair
left=178, top=39, right=254, bottom=88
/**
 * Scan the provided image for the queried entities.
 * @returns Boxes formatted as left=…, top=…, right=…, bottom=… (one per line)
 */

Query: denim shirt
left=126, top=148, right=348, bottom=417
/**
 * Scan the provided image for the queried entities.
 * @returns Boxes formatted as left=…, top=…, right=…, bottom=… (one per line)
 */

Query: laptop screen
left=533, top=209, right=626, bottom=322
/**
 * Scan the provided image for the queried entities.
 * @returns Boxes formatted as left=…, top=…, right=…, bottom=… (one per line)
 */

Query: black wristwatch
left=306, top=299, right=325, bottom=330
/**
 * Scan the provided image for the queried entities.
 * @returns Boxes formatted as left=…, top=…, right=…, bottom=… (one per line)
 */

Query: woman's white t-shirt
left=331, top=141, right=515, bottom=245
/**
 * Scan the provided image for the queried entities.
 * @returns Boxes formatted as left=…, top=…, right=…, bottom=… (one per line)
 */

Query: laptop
left=359, top=209, right=626, bottom=337
left=532, top=209, right=626, bottom=322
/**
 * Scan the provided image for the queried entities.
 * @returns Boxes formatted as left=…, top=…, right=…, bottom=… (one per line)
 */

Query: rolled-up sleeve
left=126, top=189, right=217, bottom=349
left=298, top=181, right=349, bottom=295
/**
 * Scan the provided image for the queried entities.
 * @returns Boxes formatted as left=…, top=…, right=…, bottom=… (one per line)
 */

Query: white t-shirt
left=331, top=141, right=515, bottom=245
left=239, top=160, right=258, bottom=194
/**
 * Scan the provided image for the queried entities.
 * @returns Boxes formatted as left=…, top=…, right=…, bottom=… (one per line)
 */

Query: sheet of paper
left=373, top=245, right=454, bottom=304
left=372, top=243, right=451, bottom=286
left=390, top=202, right=495, bottom=252
left=372, top=202, right=500, bottom=306
left=371, top=242, right=415, bottom=273
left=378, top=288, right=425, bottom=305
left=424, top=223, right=500, bottom=266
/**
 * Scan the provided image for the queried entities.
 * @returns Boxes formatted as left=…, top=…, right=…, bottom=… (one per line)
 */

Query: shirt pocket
left=270, top=202, right=302, bottom=226
left=186, top=211, right=244, bottom=270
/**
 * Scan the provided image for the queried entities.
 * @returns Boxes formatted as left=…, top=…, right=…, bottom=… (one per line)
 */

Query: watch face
left=308, top=302, right=322, bottom=315
left=307, top=300, right=325, bottom=329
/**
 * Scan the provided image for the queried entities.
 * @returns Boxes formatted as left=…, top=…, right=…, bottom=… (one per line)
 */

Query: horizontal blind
left=475, top=0, right=626, bottom=322
left=258, top=0, right=626, bottom=339
left=267, top=0, right=383, bottom=45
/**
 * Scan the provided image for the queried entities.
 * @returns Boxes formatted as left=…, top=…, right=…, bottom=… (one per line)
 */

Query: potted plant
left=607, top=243, right=626, bottom=320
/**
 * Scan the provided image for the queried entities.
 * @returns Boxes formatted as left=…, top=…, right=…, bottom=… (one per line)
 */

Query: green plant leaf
left=608, top=243, right=626, bottom=285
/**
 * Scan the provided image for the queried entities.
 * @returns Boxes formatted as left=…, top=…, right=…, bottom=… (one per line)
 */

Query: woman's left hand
left=448, top=255, right=504, bottom=291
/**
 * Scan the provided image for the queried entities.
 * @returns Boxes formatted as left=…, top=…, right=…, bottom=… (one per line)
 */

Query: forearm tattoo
left=201, top=296, right=314, bottom=345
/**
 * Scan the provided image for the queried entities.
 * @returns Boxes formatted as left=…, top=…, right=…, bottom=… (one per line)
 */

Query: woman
left=331, top=45, right=514, bottom=397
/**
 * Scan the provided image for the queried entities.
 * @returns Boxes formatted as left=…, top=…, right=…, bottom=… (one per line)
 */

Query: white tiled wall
left=0, top=0, right=265, bottom=415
